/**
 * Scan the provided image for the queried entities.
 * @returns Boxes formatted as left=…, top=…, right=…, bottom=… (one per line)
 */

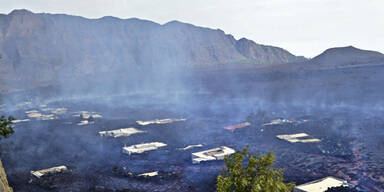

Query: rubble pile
left=31, top=166, right=68, bottom=178
left=75, top=111, right=102, bottom=125
left=29, top=166, right=72, bottom=190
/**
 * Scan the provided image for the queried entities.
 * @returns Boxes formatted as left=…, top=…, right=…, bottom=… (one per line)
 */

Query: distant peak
left=100, top=16, right=120, bottom=20
left=164, top=20, right=195, bottom=28
left=311, top=46, right=384, bottom=65
left=164, top=20, right=183, bottom=25
left=319, top=46, right=382, bottom=56
left=9, top=9, right=33, bottom=15
left=236, top=38, right=259, bottom=47
left=162, top=20, right=200, bottom=29
left=238, top=37, right=249, bottom=42
left=323, top=46, right=359, bottom=52
left=346, top=45, right=356, bottom=49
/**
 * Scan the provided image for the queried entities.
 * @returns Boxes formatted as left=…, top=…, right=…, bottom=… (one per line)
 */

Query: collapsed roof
left=224, top=122, right=251, bottom=131
left=192, top=146, right=235, bottom=164
left=30, top=166, right=68, bottom=178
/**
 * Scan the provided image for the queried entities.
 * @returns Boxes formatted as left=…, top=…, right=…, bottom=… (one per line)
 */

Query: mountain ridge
left=0, top=9, right=308, bottom=91
left=1, top=9, right=383, bottom=93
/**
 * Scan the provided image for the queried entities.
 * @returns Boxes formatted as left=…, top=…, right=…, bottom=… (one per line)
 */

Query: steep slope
left=0, top=9, right=305, bottom=91
left=235, top=38, right=306, bottom=64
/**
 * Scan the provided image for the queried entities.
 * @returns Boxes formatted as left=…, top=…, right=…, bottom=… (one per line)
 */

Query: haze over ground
left=0, top=0, right=383, bottom=58
left=0, top=1, right=384, bottom=192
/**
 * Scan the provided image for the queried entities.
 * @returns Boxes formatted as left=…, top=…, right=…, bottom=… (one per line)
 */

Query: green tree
left=216, top=146, right=295, bottom=192
left=0, top=116, right=14, bottom=139
left=0, top=54, right=15, bottom=139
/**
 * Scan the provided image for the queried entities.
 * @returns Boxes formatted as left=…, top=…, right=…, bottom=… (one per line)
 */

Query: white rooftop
left=12, top=119, right=30, bottom=123
left=294, top=177, right=348, bottom=192
left=30, top=165, right=68, bottom=178
left=122, top=142, right=167, bottom=155
left=136, top=118, right=186, bottom=126
left=99, top=128, right=145, bottom=138
left=192, top=146, right=235, bottom=164
left=277, top=133, right=321, bottom=143
left=138, top=171, right=158, bottom=177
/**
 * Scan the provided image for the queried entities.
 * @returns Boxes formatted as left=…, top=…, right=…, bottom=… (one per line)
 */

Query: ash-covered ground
left=1, top=93, right=384, bottom=192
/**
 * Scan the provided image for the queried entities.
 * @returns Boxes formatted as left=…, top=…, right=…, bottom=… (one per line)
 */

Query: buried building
left=77, top=120, right=94, bottom=126
left=262, top=118, right=309, bottom=126
left=75, top=111, right=102, bottom=125
left=25, top=110, right=58, bottom=121
left=30, top=166, right=68, bottom=179
left=11, top=119, right=30, bottom=123
left=122, top=142, right=167, bottom=155
left=294, top=176, right=349, bottom=192
left=27, top=113, right=56, bottom=121
left=224, top=122, right=251, bottom=131
left=277, top=133, right=321, bottom=143
left=136, top=118, right=186, bottom=126
left=74, top=111, right=103, bottom=120
left=178, top=144, right=204, bottom=151
left=263, top=118, right=294, bottom=126
left=137, top=171, right=159, bottom=178
left=99, top=128, right=145, bottom=138
left=192, top=146, right=236, bottom=164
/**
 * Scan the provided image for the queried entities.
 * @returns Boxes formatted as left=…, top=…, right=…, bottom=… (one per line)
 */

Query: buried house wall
left=0, top=159, right=13, bottom=192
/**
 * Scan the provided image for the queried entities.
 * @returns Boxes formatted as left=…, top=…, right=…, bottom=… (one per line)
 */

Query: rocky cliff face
left=0, top=9, right=305, bottom=91
left=235, top=38, right=306, bottom=64
left=0, top=159, right=13, bottom=192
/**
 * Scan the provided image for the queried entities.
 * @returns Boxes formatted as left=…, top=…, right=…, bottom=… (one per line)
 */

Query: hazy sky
left=1, top=0, right=383, bottom=57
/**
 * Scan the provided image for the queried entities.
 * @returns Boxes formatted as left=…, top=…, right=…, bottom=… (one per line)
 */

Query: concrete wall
left=0, top=159, right=13, bottom=192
